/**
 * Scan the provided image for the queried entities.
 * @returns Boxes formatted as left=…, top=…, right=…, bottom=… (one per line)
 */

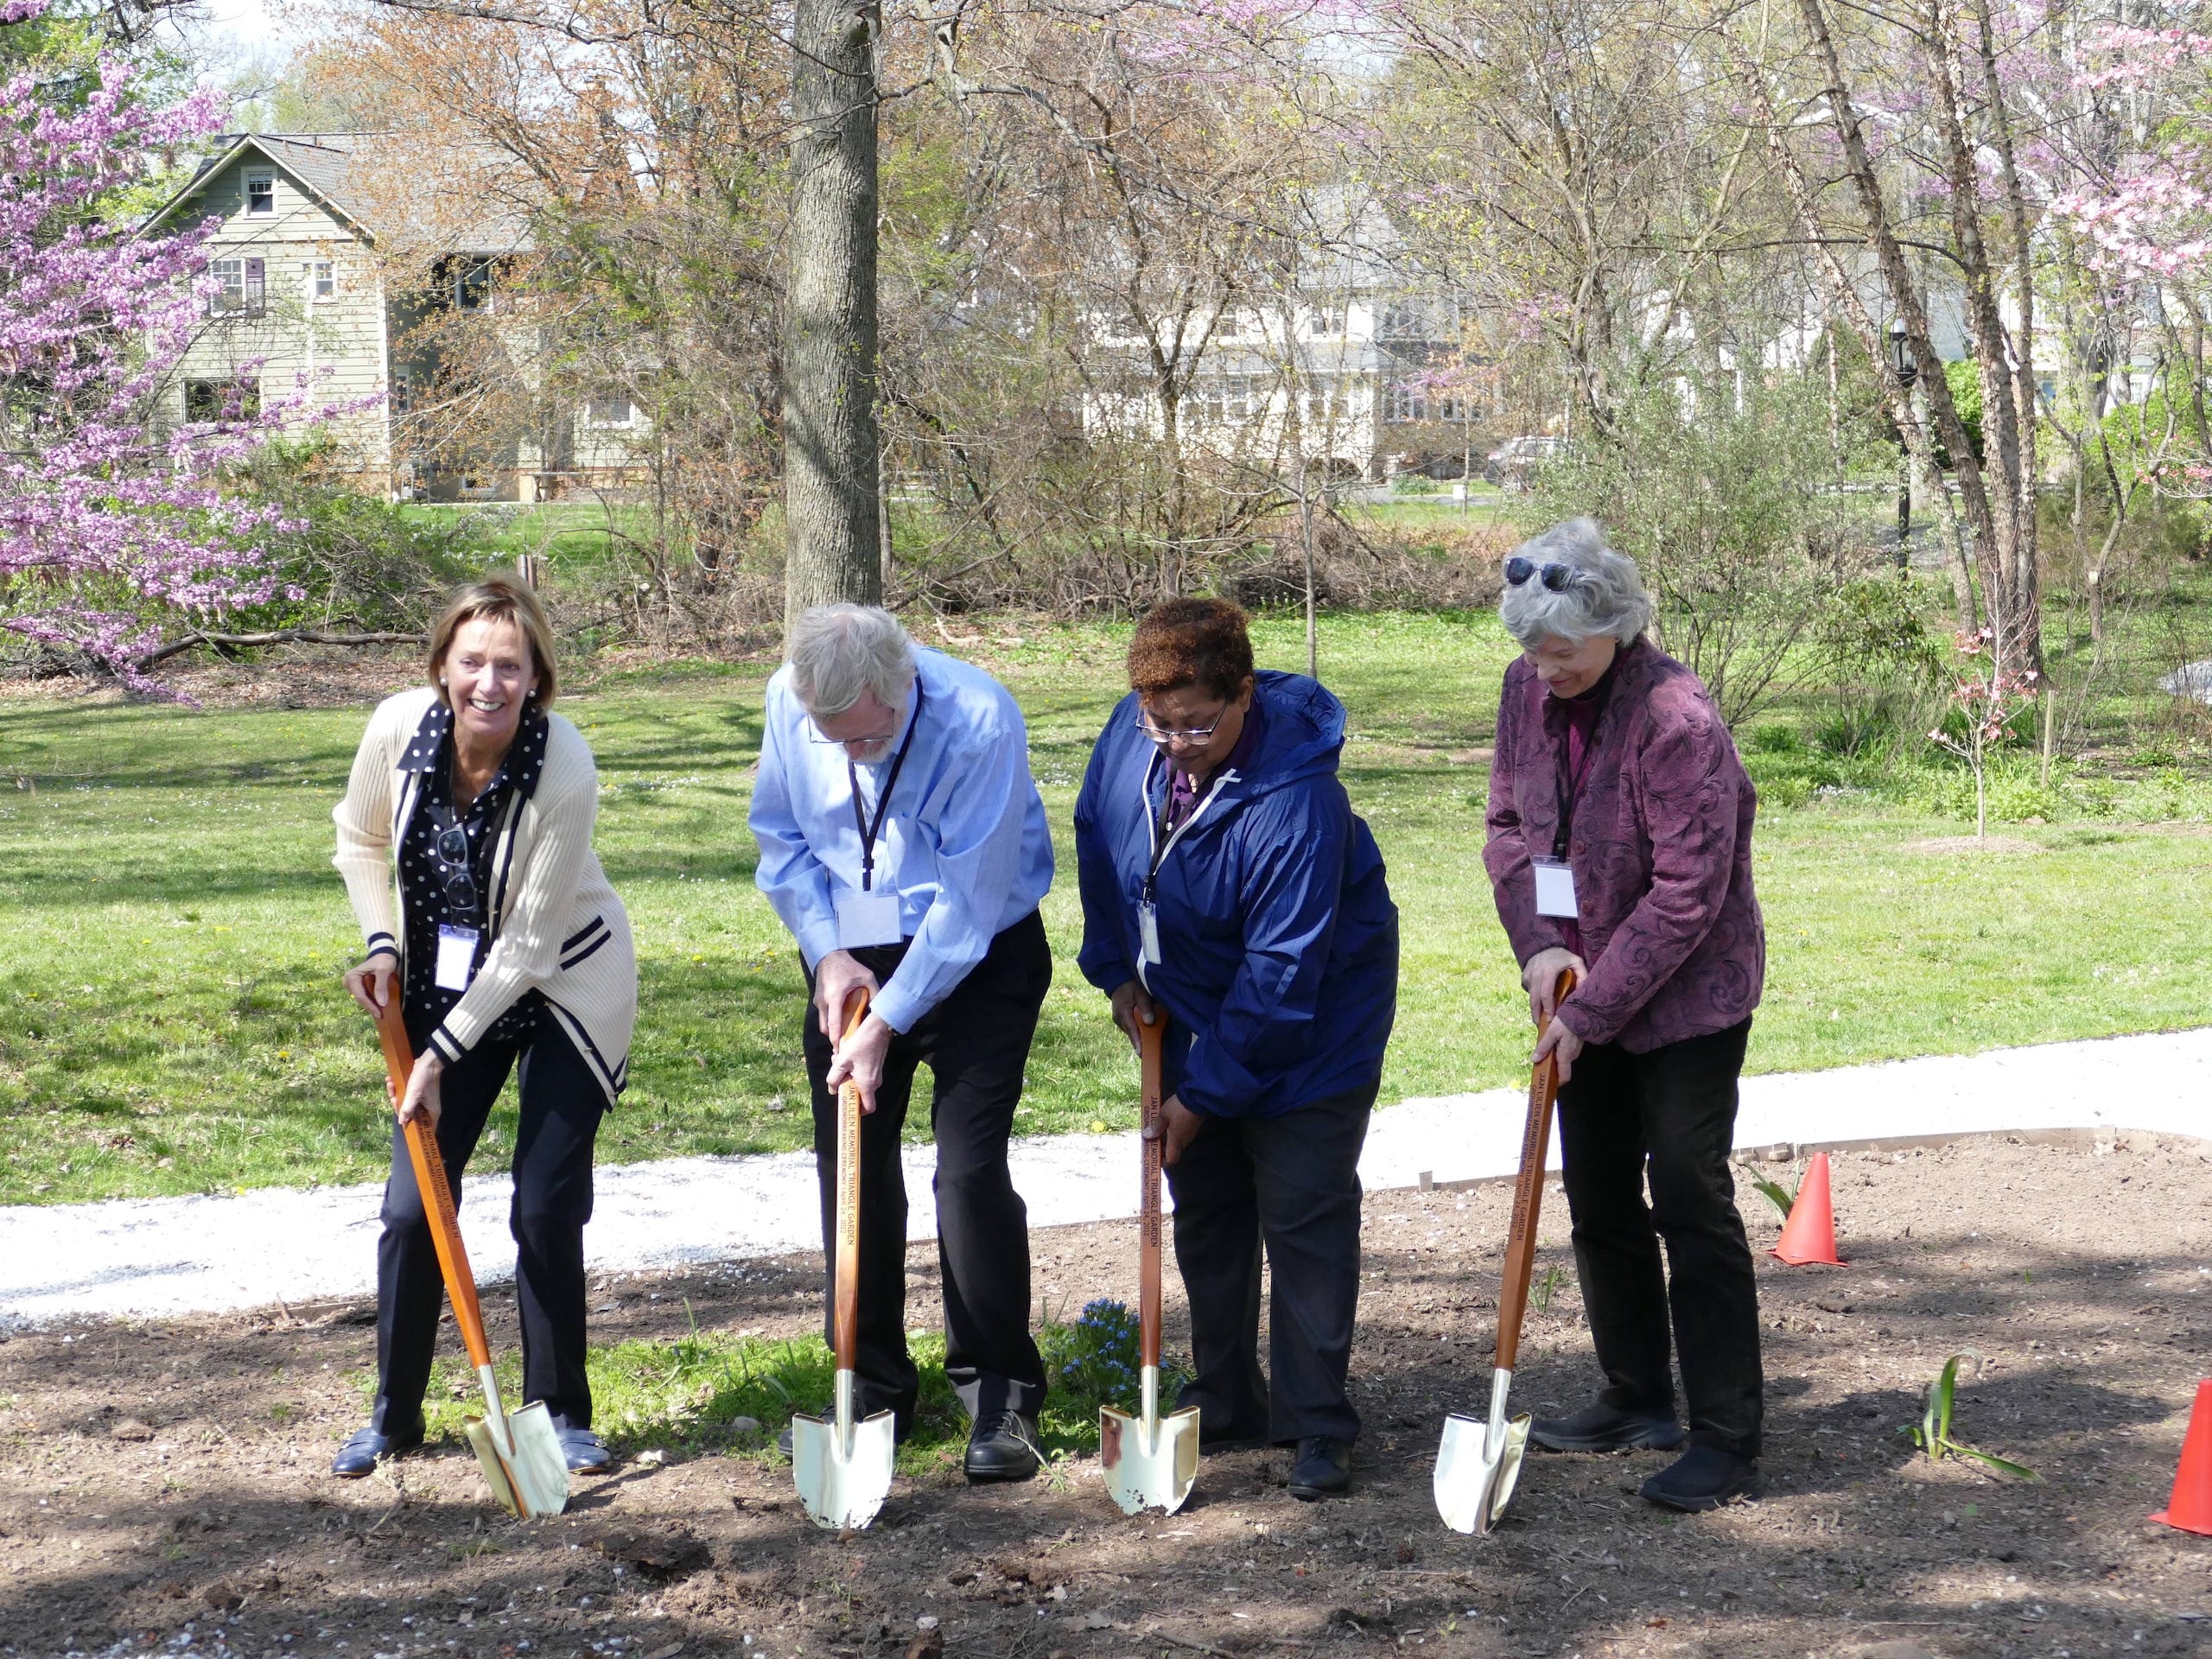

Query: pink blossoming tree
left=0, top=0, right=296, bottom=691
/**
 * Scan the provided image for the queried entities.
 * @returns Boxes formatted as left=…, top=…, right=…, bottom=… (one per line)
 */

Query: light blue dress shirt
left=749, top=645, right=1055, bottom=1033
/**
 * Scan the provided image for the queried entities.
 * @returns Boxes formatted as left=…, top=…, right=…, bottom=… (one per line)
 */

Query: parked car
left=1484, top=435, right=1571, bottom=490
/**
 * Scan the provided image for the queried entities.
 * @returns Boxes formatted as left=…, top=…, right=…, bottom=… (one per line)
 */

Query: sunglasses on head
left=1503, top=556, right=1582, bottom=592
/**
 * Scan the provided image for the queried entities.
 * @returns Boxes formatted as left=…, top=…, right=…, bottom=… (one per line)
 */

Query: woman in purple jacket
left=1481, top=518, right=1766, bottom=1513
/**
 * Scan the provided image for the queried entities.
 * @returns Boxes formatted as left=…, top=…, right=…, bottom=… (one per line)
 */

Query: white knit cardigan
left=334, top=686, right=638, bottom=1102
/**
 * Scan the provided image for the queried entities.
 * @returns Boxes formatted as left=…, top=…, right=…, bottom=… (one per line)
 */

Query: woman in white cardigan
left=330, top=574, right=637, bottom=1478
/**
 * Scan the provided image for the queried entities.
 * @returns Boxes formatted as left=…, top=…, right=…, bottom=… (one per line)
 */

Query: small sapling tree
left=1929, top=627, right=2040, bottom=839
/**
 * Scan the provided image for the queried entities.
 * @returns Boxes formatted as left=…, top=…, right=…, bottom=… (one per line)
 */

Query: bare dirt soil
left=4, top=1135, right=2209, bottom=1659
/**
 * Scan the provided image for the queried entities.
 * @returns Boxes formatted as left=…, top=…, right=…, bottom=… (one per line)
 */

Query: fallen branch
left=135, top=627, right=426, bottom=671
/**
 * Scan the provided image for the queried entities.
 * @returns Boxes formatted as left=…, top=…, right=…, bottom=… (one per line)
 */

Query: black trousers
left=802, top=910, right=1052, bottom=1427
left=371, top=1010, right=606, bottom=1435
left=1554, top=1018, right=1763, bottom=1458
left=1165, top=1084, right=1374, bottom=1446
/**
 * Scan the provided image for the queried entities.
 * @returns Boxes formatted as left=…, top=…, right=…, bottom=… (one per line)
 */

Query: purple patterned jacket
left=1482, top=639, right=1764, bottom=1053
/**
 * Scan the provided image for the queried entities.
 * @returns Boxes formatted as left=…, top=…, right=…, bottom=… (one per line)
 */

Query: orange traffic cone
left=1770, top=1152, right=1843, bottom=1266
left=2152, top=1378, right=2212, bottom=1536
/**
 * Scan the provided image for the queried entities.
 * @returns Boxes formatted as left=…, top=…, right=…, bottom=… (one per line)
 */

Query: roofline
left=142, top=134, right=373, bottom=242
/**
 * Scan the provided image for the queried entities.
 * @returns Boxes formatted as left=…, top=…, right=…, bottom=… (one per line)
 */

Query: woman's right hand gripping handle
left=346, top=949, right=398, bottom=1019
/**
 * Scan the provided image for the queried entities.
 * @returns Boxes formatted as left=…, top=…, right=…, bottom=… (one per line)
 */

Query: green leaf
left=1740, top=1162, right=1798, bottom=1220
left=1951, top=1443, right=2039, bottom=1481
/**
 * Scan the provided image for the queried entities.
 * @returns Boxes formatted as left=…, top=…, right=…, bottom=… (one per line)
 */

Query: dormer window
left=244, top=170, right=276, bottom=217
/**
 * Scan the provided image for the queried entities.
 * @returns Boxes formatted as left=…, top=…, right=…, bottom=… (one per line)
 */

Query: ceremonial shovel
left=1100, top=1014, right=1200, bottom=1516
left=1433, top=968, right=1577, bottom=1535
left=791, top=991, right=899, bottom=1530
left=373, top=993, right=570, bottom=1519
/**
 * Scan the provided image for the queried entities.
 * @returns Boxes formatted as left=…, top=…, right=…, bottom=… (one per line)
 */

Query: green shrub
left=226, top=438, right=490, bottom=632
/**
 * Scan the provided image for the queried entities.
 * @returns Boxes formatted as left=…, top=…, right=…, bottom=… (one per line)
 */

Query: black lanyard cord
left=848, top=681, right=925, bottom=893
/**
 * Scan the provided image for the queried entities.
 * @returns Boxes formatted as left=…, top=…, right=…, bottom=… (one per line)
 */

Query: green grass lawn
left=3, top=607, right=2209, bottom=1207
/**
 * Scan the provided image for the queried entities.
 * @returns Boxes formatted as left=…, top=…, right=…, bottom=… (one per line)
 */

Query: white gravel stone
left=3, top=1026, right=2206, bottom=1331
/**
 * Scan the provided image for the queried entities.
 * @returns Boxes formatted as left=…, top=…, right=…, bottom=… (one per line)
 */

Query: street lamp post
left=1889, top=317, right=1919, bottom=571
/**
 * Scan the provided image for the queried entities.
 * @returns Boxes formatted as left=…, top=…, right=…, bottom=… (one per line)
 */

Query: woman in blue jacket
left=1075, top=598, right=1399, bottom=1500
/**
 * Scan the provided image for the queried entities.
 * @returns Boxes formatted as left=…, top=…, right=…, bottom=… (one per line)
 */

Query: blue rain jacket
left=1074, top=671, right=1399, bottom=1117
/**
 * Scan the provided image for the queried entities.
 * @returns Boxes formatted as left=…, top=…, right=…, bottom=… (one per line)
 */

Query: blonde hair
left=427, top=571, right=558, bottom=707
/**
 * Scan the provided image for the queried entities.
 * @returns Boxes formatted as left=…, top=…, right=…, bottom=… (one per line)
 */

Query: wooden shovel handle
left=1137, top=1015, right=1166, bottom=1373
left=832, top=990, right=870, bottom=1375
left=374, top=989, right=493, bottom=1372
left=1495, top=968, right=1577, bottom=1373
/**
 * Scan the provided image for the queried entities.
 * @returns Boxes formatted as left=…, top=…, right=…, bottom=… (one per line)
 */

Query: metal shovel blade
left=1100, top=1401, right=1200, bottom=1516
left=1433, top=1407, right=1530, bottom=1535
left=791, top=1372, right=897, bottom=1531
left=462, top=1402, right=570, bottom=1519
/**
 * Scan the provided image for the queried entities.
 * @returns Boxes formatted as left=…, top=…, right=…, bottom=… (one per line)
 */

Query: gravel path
left=6, top=1025, right=2209, bottom=1330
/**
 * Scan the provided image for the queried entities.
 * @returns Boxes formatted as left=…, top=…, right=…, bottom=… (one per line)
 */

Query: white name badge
left=1138, top=900, right=1163, bottom=966
left=835, top=887, right=903, bottom=950
left=1532, top=856, right=1580, bottom=919
left=434, top=924, right=480, bottom=991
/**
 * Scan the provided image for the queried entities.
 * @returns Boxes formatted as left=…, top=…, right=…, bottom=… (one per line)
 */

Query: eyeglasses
left=1135, top=706, right=1230, bottom=746
left=806, top=721, right=900, bottom=747
left=431, top=821, right=481, bottom=916
left=1504, top=556, right=1583, bottom=592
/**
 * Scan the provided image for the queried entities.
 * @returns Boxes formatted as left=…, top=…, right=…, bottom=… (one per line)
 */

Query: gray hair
left=786, top=603, right=917, bottom=717
left=1497, top=518, right=1653, bottom=647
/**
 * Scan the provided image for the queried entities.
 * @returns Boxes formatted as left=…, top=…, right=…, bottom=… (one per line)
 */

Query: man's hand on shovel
left=826, top=1005, right=892, bottom=1114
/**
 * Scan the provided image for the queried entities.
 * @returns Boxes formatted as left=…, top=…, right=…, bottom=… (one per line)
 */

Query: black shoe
left=1286, top=1435, right=1351, bottom=1500
left=330, top=1421, right=423, bottom=1478
left=1528, top=1402, right=1686, bottom=1453
left=965, top=1410, right=1041, bottom=1482
left=1639, top=1446, right=1760, bottom=1512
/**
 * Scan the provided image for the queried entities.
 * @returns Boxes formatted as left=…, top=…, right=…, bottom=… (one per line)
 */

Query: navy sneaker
left=331, top=1421, right=423, bottom=1478
left=1640, top=1446, right=1760, bottom=1511
left=1528, top=1402, right=1686, bottom=1452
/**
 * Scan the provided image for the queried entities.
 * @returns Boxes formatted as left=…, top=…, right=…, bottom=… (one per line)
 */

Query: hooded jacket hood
left=1073, top=669, right=1398, bottom=1119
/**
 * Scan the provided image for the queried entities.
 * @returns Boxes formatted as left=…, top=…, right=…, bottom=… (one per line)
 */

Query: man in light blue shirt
left=750, top=603, right=1055, bottom=1481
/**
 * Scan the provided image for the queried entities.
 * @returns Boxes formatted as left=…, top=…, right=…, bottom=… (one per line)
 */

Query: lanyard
left=1141, top=747, right=1233, bottom=906
left=1551, top=676, right=1615, bottom=861
left=847, top=682, right=925, bottom=893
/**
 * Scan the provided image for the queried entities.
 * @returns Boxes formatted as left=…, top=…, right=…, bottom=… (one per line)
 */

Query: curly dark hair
left=1127, top=597, right=1255, bottom=702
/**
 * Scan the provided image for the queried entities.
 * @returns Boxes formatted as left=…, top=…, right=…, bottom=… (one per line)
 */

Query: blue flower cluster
left=1040, top=1298, right=1143, bottom=1407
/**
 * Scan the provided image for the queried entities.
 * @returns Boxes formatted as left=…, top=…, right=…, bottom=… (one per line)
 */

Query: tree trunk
left=782, top=0, right=884, bottom=629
